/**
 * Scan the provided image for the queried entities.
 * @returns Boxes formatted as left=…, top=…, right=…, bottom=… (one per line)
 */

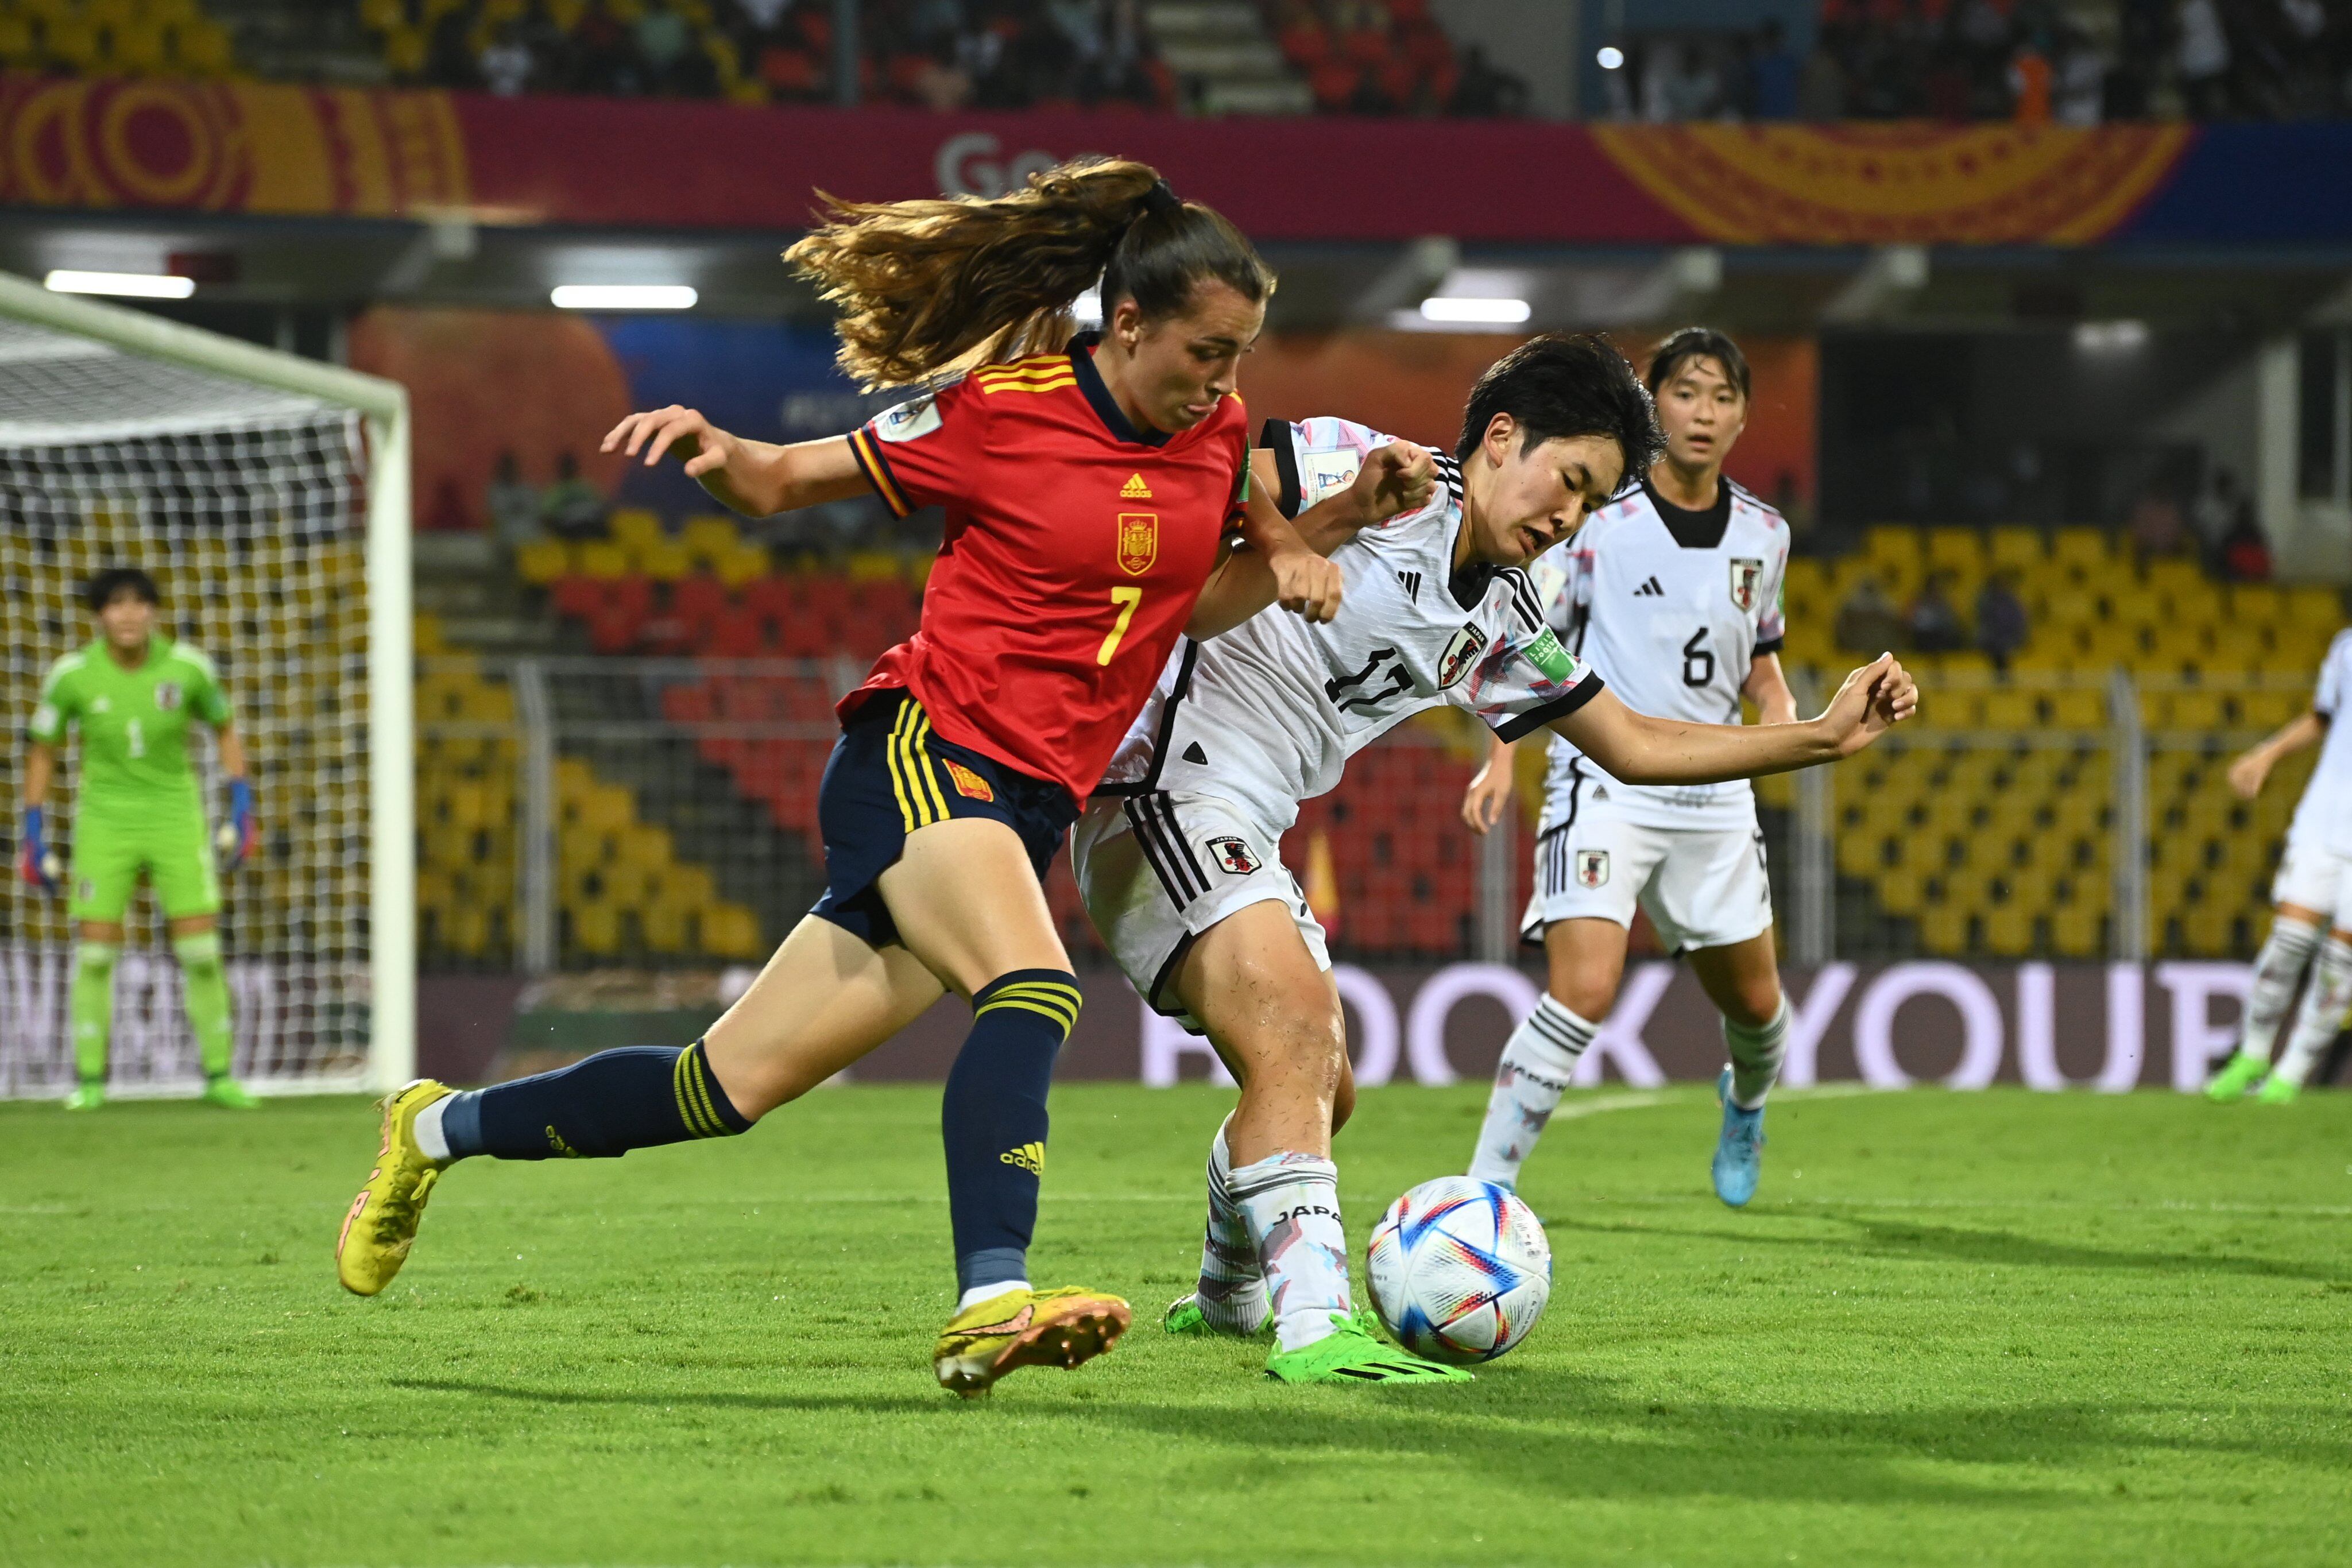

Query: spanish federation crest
left=1729, top=557, right=1765, bottom=614
left=1576, top=849, right=1610, bottom=888
left=1436, top=624, right=1488, bottom=690
left=1117, top=512, right=1158, bottom=576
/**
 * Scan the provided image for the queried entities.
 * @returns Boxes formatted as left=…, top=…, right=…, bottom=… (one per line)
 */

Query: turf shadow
left=1549, top=1212, right=2345, bottom=1285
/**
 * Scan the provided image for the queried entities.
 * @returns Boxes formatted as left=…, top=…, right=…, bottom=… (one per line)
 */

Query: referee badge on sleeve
left=1575, top=849, right=1610, bottom=888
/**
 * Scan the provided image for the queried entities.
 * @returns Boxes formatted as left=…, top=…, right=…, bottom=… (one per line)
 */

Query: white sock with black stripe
left=1467, top=995, right=1596, bottom=1190
left=2239, top=916, right=2322, bottom=1066
left=1725, top=997, right=1792, bottom=1110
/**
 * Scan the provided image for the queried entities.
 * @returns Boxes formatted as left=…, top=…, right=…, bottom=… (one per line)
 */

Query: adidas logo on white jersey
left=1396, top=570, right=1421, bottom=601
left=1633, top=576, right=1665, bottom=597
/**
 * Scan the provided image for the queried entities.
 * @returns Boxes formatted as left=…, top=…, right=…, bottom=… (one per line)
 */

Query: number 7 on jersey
left=1097, top=586, right=1143, bottom=666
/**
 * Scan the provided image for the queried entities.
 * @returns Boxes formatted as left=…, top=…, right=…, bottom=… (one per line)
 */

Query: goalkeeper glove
left=18, top=806, right=61, bottom=895
left=215, top=779, right=256, bottom=872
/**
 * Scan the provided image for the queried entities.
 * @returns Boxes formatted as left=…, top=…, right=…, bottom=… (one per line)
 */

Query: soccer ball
left=1365, top=1176, right=1552, bottom=1365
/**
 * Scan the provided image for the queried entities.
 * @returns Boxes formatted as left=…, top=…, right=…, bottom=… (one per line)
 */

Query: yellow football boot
left=335, top=1079, right=453, bottom=1296
left=933, top=1285, right=1132, bottom=1397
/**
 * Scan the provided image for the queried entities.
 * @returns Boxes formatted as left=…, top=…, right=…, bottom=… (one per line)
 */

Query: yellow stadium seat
left=609, top=509, right=664, bottom=552
left=682, top=513, right=740, bottom=563
left=636, top=540, right=693, bottom=581
left=1920, top=902, right=1971, bottom=953
left=2050, top=529, right=2111, bottom=575
left=576, top=541, right=629, bottom=579
left=571, top=900, right=622, bottom=956
left=703, top=903, right=762, bottom=958
left=2283, top=586, right=2345, bottom=627
left=516, top=538, right=571, bottom=584
left=2049, top=904, right=2102, bottom=957
left=714, top=541, right=770, bottom=588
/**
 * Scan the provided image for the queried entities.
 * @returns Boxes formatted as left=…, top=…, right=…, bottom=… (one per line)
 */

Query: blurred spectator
left=2053, top=29, right=2107, bottom=125
left=486, top=451, right=543, bottom=549
left=2219, top=512, right=2274, bottom=582
left=2008, top=37, right=2051, bottom=125
left=1797, top=33, right=1846, bottom=118
left=1750, top=19, right=1799, bottom=119
left=2129, top=485, right=2192, bottom=560
left=1975, top=571, right=2029, bottom=672
left=541, top=452, right=608, bottom=541
left=1836, top=573, right=1904, bottom=653
left=1448, top=44, right=1527, bottom=117
left=1905, top=570, right=1970, bottom=653
left=479, top=22, right=535, bottom=95
left=2176, top=0, right=2231, bottom=117
left=2192, top=467, right=2250, bottom=551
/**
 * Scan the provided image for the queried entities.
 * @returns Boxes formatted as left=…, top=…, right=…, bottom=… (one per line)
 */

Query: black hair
left=1456, top=332, right=1664, bottom=485
left=1646, top=326, right=1751, bottom=402
left=84, top=567, right=160, bottom=613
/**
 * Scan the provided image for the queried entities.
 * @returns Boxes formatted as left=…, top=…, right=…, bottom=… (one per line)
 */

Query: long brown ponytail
left=785, top=157, right=1274, bottom=392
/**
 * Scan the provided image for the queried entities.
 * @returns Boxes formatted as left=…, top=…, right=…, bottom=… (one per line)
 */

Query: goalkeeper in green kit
left=18, top=568, right=258, bottom=1110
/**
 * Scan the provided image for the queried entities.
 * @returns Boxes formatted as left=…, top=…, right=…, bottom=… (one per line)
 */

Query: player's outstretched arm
left=2227, top=710, right=2326, bottom=800
left=1554, top=653, right=1916, bottom=786
left=601, top=406, right=870, bottom=518
left=1461, top=731, right=1517, bottom=835
left=1186, top=443, right=1432, bottom=639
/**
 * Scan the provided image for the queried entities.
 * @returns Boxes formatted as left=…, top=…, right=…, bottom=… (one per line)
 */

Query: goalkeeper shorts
left=68, top=807, right=221, bottom=923
left=807, top=688, right=1077, bottom=950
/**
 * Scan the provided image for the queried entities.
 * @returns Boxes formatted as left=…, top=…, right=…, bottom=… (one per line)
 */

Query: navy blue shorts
left=810, top=690, right=1079, bottom=949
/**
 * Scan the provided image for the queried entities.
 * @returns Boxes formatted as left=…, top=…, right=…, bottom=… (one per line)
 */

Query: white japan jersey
left=1096, top=416, right=1603, bottom=834
left=1535, top=477, right=1789, bottom=832
left=2289, top=628, right=2352, bottom=855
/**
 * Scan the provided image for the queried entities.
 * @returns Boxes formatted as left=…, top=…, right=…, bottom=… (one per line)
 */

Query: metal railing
left=415, top=658, right=2312, bottom=973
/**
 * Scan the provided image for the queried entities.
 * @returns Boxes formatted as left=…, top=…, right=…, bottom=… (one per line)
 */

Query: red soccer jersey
left=843, top=335, right=1250, bottom=803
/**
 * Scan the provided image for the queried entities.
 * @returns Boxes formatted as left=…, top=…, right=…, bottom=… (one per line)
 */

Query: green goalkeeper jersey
left=26, top=637, right=233, bottom=817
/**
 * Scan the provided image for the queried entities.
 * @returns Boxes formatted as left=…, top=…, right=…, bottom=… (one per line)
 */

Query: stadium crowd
left=1603, top=0, right=2352, bottom=124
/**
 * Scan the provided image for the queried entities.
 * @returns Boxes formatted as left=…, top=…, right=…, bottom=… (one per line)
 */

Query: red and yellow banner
left=7, top=73, right=2305, bottom=247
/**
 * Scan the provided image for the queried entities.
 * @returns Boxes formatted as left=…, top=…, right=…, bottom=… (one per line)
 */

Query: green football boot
left=1163, top=1290, right=1270, bottom=1338
left=2255, top=1074, right=2301, bottom=1105
left=61, top=1082, right=104, bottom=1112
left=1264, top=1313, right=1472, bottom=1385
left=200, top=1076, right=260, bottom=1110
left=2204, top=1051, right=2269, bottom=1102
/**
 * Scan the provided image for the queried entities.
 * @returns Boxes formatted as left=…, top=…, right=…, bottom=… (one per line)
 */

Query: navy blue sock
left=443, top=1039, right=750, bottom=1161
left=942, top=970, right=1081, bottom=1294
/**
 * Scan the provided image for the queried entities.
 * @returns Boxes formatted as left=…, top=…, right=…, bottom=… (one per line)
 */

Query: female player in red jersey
left=335, top=158, right=1430, bottom=1396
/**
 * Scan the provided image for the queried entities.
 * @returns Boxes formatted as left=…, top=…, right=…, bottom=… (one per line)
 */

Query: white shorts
left=2272, top=835, right=2352, bottom=927
left=1522, top=793, right=1773, bottom=954
left=1071, top=789, right=1330, bottom=1031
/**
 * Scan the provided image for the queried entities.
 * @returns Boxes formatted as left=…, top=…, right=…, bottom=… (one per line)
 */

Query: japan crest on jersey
left=1206, top=835, right=1262, bottom=874
left=1730, top=557, right=1765, bottom=614
left=1117, top=513, right=1159, bottom=575
left=154, top=682, right=182, bottom=710
left=1436, top=624, right=1488, bottom=690
left=1576, top=849, right=1610, bottom=888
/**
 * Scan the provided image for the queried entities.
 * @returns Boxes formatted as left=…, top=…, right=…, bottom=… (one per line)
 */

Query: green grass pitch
left=3, top=1082, right=2350, bottom=1567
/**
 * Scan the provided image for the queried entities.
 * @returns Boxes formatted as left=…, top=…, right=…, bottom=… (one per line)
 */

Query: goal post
left=0, top=270, right=412, bottom=1095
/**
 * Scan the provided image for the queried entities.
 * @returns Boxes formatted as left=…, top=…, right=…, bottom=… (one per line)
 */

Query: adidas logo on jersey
left=1396, top=570, right=1421, bottom=601
left=1120, top=473, right=1154, bottom=499
left=1633, top=576, right=1665, bottom=597
left=999, top=1141, right=1046, bottom=1174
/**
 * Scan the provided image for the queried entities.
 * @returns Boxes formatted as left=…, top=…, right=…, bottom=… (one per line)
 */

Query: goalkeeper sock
left=941, top=970, right=1078, bottom=1296
left=2270, top=935, right=2352, bottom=1090
left=1230, top=1151, right=1351, bottom=1353
left=1725, top=995, right=1792, bottom=1111
left=2239, top=915, right=2322, bottom=1066
left=1467, top=995, right=1594, bottom=1189
left=446, top=1039, right=749, bottom=1160
left=172, top=931, right=235, bottom=1080
left=69, top=941, right=118, bottom=1085
left=1195, top=1118, right=1269, bottom=1334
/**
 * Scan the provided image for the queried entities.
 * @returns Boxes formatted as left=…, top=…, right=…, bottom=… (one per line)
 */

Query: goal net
left=0, top=277, right=411, bottom=1097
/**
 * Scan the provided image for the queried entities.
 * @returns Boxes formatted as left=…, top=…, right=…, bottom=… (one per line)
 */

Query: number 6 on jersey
left=1098, top=586, right=1143, bottom=666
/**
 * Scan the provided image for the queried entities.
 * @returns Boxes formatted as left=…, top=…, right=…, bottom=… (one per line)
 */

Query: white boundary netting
left=0, top=316, right=376, bottom=1094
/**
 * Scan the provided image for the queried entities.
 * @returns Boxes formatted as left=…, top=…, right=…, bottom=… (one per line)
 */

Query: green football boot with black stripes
left=1264, top=1313, right=1472, bottom=1384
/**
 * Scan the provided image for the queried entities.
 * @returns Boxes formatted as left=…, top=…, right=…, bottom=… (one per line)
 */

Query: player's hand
left=1820, top=653, right=1917, bottom=758
left=2226, top=750, right=2270, bottom=800
left=1460, top=754, right=1514, bottom=836
left=1351, top=442, right=1437, bottom=525
left=214, top=779, right=256, bottom=873
left=1268, top=544, right=1344, bottom=624
left=17, top=806, right=60, bottom=896
left=601, top=405, right=742, bottom=482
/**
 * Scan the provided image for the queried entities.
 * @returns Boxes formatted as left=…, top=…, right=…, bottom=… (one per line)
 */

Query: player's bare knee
left=1722, top=978, right=1783, bottom=1031
left=1550, top=974, right=1618, bottom=1023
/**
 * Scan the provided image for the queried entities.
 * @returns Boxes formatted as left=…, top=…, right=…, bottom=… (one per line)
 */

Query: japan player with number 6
left=1459, top=328, right=1829, bottom=1210
left=1076, top=334, right=1916, bottom=1384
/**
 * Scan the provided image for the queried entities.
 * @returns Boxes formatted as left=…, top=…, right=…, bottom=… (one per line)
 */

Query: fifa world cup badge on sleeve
left=875, top=392, right=942, bottom=443
left=1117, top=513, right=1159, bottom=575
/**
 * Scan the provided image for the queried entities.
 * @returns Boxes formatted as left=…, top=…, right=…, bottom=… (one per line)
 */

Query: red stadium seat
left=551, top=576, right=605, bottom=620
left=672, top=575, right=729, bottom=624
left=1310, top=60, right=1360, bottom=111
